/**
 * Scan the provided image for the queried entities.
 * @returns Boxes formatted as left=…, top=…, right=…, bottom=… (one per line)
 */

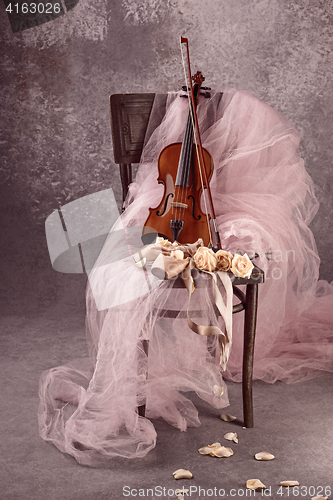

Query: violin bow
left=180, top=36, right=222, bottom=250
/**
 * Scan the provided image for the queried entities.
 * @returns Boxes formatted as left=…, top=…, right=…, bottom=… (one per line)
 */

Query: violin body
left=142, top=141, right=214, bottom=246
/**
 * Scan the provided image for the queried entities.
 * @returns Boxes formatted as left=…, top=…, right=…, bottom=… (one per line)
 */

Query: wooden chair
left=109, top=93, right=264, bottom=427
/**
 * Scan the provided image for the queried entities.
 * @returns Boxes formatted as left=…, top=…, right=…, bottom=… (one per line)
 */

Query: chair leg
left=138, top=339, right=149, bottom=417
left=242, top=283, right=258, bottom=428
left=120, top=163, right=132, bottom=208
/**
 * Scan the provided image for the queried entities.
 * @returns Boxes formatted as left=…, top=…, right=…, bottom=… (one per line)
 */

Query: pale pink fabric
left=38, top=89, right=333, bottom=465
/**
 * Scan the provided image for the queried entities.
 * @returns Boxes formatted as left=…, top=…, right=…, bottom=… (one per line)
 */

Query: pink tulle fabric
left=38, top=88, right=333, bottom=465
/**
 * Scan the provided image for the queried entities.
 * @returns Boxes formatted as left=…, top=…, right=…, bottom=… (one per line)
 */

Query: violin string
left=179, top=38, right=213, bottom=247
left=183, top=70, right=212, bottom=247
left=180, top=39, right=211, bottom=243
left=177, top=42, right=191, bottom=224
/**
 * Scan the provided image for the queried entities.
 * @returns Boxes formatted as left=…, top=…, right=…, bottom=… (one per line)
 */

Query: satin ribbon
left=134, top=239, right=233, bottom=370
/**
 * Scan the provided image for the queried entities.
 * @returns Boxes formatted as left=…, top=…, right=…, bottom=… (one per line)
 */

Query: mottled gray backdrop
left=1, top=0, right=332, bottom=315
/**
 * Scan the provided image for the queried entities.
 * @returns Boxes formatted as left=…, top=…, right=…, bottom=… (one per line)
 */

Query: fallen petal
left=198, top=442, right=233, bottom=458
left=173, top=469, right=193, bottom=480
left=220, top=413, right=236, bottom=422
left=198, top=446, right=215, bottom=455
left=280, top=481, right=300, bottom=487
left=224, top=432, right=238, bottom=444
left=198, top=443, right=222, bottom=455
left=246, top=479, right=266, bottom=490
left=211, top=446, right=234, bottom=458
left=176, top=488, right=189, bottom=499
left=255, top=451, right=275, bottom=461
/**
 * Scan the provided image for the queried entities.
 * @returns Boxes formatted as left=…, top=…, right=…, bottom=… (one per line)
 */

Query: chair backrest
left=110, top=93, right=156, bottom=205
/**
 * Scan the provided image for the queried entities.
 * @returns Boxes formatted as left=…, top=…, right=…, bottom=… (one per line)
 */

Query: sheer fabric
left=39, top=88, right=333, bottom=465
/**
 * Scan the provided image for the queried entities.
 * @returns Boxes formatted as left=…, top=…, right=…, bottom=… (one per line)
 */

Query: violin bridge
left=171, top=202, right=188, bottom=209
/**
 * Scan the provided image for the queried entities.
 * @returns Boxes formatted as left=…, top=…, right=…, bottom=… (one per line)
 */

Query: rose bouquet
left=155, top=237, right=254, bottom=279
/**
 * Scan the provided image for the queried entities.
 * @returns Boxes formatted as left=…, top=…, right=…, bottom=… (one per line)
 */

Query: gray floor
left=1, top=290, right=333, bottom=500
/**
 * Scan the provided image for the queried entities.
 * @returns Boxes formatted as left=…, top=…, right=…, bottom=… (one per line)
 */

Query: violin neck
left=175, top=84, right=200, bottom=188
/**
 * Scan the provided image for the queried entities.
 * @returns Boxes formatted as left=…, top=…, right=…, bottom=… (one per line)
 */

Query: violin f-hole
left=188, top=195, right=201, bottom=221
left=156, top=193, right=174, bottom=217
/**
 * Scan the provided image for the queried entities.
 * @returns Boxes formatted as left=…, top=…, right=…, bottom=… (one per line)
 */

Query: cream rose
left=193, top=247, right=217, bottom=272
left=215, top=250, right=234, bottom=272
left=231, top=253, right=254, bottom=279
left=155, top=237, right=173, bottom=246
left=171, top=249, right=185, bottom=261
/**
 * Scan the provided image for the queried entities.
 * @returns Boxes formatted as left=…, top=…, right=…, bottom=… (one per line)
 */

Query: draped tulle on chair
left=38, top=88, right=333, bottom=465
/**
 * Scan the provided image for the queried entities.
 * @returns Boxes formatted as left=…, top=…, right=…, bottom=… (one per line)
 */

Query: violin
left=142, top=37, right=221, bottom=250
